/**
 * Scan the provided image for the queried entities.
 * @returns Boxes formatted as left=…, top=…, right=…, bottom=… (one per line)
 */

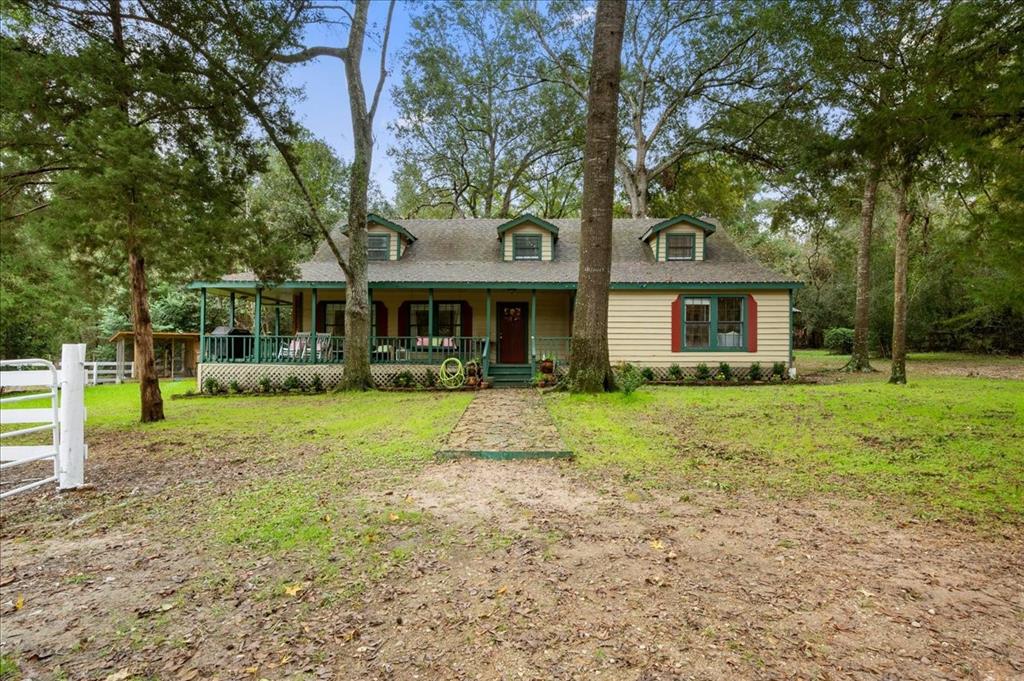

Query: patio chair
left=277, top=333, right=309, bottom=361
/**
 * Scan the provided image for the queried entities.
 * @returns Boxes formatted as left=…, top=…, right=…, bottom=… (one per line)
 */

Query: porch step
left=487, top=363, right=533, bottom=387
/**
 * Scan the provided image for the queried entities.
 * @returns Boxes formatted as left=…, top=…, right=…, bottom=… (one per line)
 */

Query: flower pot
left=539, top=359, right=555, bottom=374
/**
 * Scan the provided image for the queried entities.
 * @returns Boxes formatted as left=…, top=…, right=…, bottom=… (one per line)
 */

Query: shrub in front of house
left=771, top=362, right=787, bottom=380
left=824, top=327, right=855, bottom=355
left=695, top=362, right=711, bottom=380
left=393, top=370, right=416, bottom=388
left=310, top=374, right=324, bottom=392
left=258, top=376, right=273, bottom=393
left=203, top=377, right=221, bottom=395
left=717, top=362, right=733, bottom=381
left=668, top=363, right=683, bottom=381
left=282, top=375, right=301, bottom=391
left=618, top=364, right=644, bottom=396
left=748, top=362, right=762, bottom=381
left=641, top=367, right=655, bottom=382
left=424, top=369, right=437, bottom=388
left=228, top=380, right=241, bottom=394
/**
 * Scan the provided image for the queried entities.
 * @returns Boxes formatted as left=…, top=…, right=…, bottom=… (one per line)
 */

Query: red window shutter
left=671, top=296, right=681, bottom=352
left=397, top=301, right=410, bottom=337
left=376, top=301, right=387, bottom=335
left=460, top=301, right=473, bottom=338
left=747, top=295, right=758, bottom=352
left=316, top=301, right=327, bottom=334
left=292, top=293, right=303, bottom=333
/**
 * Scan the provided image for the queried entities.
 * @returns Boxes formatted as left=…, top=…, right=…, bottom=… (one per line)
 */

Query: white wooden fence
left=0, top=344, right=87, bottom=498
left=84, top=360, right=133, bottom=385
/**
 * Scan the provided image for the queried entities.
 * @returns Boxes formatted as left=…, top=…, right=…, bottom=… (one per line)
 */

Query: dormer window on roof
left=496, top=213, right=559, bottom=262
left=640, top=213, right=716, bottom=262
left=344, top=214, right=417, bottom=261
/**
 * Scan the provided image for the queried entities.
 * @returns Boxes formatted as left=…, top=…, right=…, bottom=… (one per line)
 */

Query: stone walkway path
left=439, top=389, right=567, bottom=454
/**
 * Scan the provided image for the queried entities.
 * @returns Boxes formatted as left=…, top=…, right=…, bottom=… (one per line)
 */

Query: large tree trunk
left=340, top=0, right=374, bottom=390
left=889, top=172, right=913, bottom=385
left=128, top=246, right=164, bottom=421
left=566, top=0, right=626, bottom=393
left=847, top=159, right=881, bottom=372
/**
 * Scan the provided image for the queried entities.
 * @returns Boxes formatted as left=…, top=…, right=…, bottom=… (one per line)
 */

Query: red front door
left=498, top=302, right=528, bottom=364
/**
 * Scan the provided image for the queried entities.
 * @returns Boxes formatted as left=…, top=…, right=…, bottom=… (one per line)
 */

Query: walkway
left=438, top=389, right=569, bottom=457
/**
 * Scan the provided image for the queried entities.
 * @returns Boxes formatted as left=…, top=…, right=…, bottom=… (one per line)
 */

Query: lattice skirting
left=197, top=363, right=440, bottom=390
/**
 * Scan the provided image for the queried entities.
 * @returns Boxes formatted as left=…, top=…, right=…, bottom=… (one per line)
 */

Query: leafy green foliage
left=203, top=377, right=221, bottom=395
left=282, top=375, right=301, bottom=391
left=716, top=363, right=733, bottom=381
left=695, top=363, right=711, bottom=381
left=640, top=367, right=655, bottom=382
left=668, top=364, right=684, bottom=381
left=618, top=364, right=644, bottom=396
left=824, top=328, right=855, bottom=355
left=748, top=362, right=763, bottom=381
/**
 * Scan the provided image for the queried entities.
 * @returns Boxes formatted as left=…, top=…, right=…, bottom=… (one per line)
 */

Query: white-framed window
left=666, top=233, right=695, bottom=260
left=513, top=234, right=542, bottom=260
left=367, top=234, right=391, bottom=261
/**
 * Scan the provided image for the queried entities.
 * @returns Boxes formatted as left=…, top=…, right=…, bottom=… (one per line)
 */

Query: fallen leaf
left=496, top=585, right=508, bottom=596
left=388, top=513, right=400, bottom=522
left=14, top=594, right=24, bottom=610
left=283, top=583, right=304, bottom=597
left=649, top=539, right=664, bottom=551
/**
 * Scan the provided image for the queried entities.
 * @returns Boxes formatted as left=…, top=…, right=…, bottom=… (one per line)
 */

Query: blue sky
left=283, top=2, right=416, bottom=201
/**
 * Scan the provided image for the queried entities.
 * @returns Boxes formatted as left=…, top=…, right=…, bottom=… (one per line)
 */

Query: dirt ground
left=2, top=443, right=1022, bottom=680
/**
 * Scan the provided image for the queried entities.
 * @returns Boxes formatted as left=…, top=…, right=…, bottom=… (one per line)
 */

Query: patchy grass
left=548, top=363, right=1024, bottom=524
left=0, top=653, right=18, bottom=681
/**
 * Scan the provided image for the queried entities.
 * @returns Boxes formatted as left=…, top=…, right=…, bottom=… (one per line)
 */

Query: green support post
left=310, top=288, right=318, bottom=363
left=368, top=288, right=374, bottom=358
left=274, top=305, right=281, bottom=336
left=254, top=289, right=262, bottom=363
left=530, top=288, right=537, bottom=374
left=199, top=287, right=206, bottom=362
left=228, top=291, right=235, bottom=327
left=484, top=288, right=491, bottom=377
left=427, top=288, right=434, bottom=362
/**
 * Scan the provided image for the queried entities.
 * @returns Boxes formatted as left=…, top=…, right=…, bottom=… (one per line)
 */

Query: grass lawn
left=548, top=353, right=1024, bottom=523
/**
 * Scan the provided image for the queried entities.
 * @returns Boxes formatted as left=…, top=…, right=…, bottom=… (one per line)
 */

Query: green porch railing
left=201, top=334, right=488, bottom=366
left=534, top=336, right=572, bottom=367
left=371, top=336, right=487, bottom=365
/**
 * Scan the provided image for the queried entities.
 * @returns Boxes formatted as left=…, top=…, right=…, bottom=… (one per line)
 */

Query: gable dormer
left=640, top=214, right=716, bottom=262
left=355, top=214, right=416, bottom=261
left=497, top=213, right=558, bottom=262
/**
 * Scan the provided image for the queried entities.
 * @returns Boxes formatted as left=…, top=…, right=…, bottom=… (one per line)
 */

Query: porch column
left=199, top=287, right=206, bottom=363
left=274, top=304, right=281, bottom=336
left=228, top=291, right=235, bottom=327
left=367, top=288, right=374, bottom=360
left=484, top=288, right=491, bottom=377
left=427, top=288, right=434, bottom=362
left=254, top=289, right=262, bottom=362
left=115, top=338, right=125, bottom=384
left=530, top=288, right=537, bottom=374
left=310, top=288, right=318, bottom=363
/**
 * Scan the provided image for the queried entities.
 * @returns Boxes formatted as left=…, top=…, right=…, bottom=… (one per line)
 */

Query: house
left=190, top=213, right=801, bottom=388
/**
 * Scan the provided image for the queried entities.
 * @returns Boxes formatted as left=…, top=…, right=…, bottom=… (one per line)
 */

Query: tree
left=521, top=0, right=784, bottom=218
left=565, top=0, right=626, bottom=393
left=271, top=0, right=396, bottom=390
left=3, top=1, right=266, bottom=421
left=390, top=1, right=583, bottom=218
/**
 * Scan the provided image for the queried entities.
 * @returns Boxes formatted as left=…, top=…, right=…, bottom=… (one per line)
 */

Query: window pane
left=436, top=303, right=461, bottom=337
left=325, top=303, right=345, bottom=336
left=717, top=297, right=744, bottom=348
left=410, top=303, right=429, bottom=337
left=514, top=235, right=541, bottom=260
left=684, top=298, right=711, bottom=348
left=666, top=234, right=694, bottom=260
left=368, top=234, right=390, bottom=260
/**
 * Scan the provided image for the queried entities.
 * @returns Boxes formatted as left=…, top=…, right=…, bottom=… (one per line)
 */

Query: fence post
left=59, top=343, right=86, bottom=490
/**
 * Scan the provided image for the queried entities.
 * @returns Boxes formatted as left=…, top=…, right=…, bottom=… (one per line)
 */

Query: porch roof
left=197, top=218, right=801, bottom=289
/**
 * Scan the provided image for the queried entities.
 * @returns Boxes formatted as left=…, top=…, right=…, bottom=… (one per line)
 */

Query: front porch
left=196, top=285, right=573, bottom=387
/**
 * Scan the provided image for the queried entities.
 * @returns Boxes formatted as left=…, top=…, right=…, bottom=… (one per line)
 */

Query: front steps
left=487, top=363, right=533, bottom=387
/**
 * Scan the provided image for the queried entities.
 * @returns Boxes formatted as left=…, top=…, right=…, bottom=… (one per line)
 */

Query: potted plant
left=539, top=354, right=555, bottom=374
left=465, top=358, right=480, bottom=378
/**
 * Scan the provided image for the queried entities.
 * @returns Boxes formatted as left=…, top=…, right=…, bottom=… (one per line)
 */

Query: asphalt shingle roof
left=220, top=218, right=798, bottom=285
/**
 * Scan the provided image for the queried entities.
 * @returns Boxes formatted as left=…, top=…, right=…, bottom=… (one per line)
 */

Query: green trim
left=789, top=288, right=794, bottom=364
left=228, top=291, right=236, bottom=327
left=495, top=212, right=559, bottom=238
left=427, top=288, right=434, bottom=362
left=199, top=288, right=207, bottom=360
left=341, top=213, right=418, bottom=243
left=310, top=288, right=318, bottom=364
left=678, top=294, right=748, bottom=353
left=512, top=233, right=542, bottom=261
left=484, top=288, right=492, bottom=377
left=435, top=450, right=574, bottom=461
left=254, top=289, right=263, bottom=362
left=640, top=213, right=717, bottom=242
left=190, top=280, right=802, bottom=291
left=529, top=289, right=537, bottom=374
left=665, top=233, right=696, bottom=261
left=367, top=232, right=391, bottom=261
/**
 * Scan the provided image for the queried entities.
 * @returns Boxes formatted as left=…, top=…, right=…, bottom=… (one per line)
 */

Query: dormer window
left=666, top=233, right=695, bottom=261
left=497, top=213, right=559, bottom=262
left=367, top=234, right=391, bottom=261
left=513, top=234, right=542, bottom=260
